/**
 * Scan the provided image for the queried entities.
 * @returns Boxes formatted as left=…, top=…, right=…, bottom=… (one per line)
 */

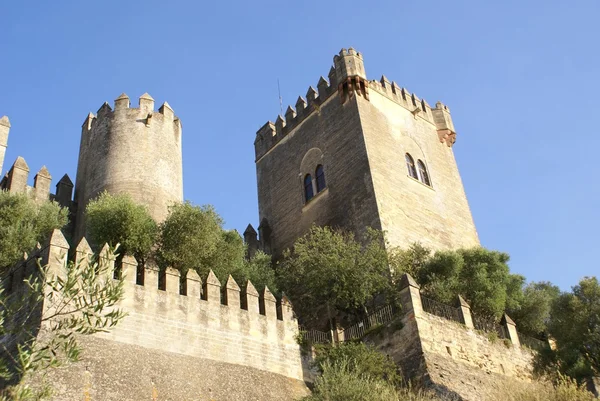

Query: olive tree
left=85, top=191, right=158, bottom=265
left=0, top=191, right=68, bottom=270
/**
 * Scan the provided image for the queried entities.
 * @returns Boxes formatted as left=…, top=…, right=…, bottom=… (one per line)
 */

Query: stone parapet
left=5, top=233, right=304, bottom=382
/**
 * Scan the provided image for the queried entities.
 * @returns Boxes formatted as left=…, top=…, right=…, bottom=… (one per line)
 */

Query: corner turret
left=0, top=116, right=10, bottom=176
left=333, top=47, right=366, bottom=82
left=432, top=102, right=456, bottom=147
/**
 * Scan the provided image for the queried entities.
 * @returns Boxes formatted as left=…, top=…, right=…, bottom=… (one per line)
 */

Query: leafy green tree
left=392, top=243, right=525, bottom=321
left=156, top=202, right=226, bottom=274
left=0, top=244, right=126, bottom=400
left=277, top=226, right=391, bottom=328
left=239, top=251, right=278, bottom=293
left=545, top=277, right=600, bottom=381
left=205, top=229, right=246, bottom=281
left=0, top=191, right=68, bottom=270
left=85, top=191, right=157, bottom=264
left=509, top=281, right=560, bottom=337
left=157, top=202, right=277, bottom=292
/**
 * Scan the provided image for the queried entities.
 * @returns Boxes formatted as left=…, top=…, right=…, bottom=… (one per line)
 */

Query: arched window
left=417, top=160, right=431, bottom=186
left=316, top=165, right=326, bottom=193
left=405, top=154, right=418, bottom=179
left=304, top=174, right=314, bottom=202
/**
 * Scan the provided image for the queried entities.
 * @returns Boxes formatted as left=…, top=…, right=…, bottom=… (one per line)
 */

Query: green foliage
left=86, top=191, right=157, bottom=263
left=313, top=342, right=400, bottom=385
left=392, top=243, right=525, bottom=321
left=0, top=246, right=126, bottom=400
left=545, top=277, right=600, bottom=381
left=239, top=251, right=277, bottom=293
left=509, top=281, right=561, bottom=337
left=157, top=202, right=277, bottom=292
left=303, top=358, right=400, bottom=401
left=0, top=191, right=68, bottom=269
left=157, top=202, right=223, bottom=273
left=277, top=226, right=391, bottom=326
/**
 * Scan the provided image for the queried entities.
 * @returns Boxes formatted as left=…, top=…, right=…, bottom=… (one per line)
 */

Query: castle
left=0, top=48, right=561, bottom=400
left=247, top=48, right=479, bottom=257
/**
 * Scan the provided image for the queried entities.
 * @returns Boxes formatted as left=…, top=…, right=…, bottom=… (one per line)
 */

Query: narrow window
left=316, top=165, right=326, bottom=193
left=417, top=160, right=431, bottom=186
left=405, top=154, right=418, bottom=179
left=304, top=174, right=314, bottom=202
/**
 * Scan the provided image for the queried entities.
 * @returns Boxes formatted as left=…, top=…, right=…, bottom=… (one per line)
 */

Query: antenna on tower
left=277, top=79, right=283, bottom=116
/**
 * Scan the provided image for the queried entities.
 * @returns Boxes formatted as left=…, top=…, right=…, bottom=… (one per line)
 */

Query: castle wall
left=24, top=335, right=310, bottom=401
left=255, top=92, right=381, bottom=257
left=74, top=94, right=183, bottom=241
left=369, top=275, right=535, bottom=401
left=356, top=84, right=479, bottom=250
left=8, top=231, right=308, bottom=400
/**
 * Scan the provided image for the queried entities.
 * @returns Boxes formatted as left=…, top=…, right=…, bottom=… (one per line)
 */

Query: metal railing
left=472, top=315, right=507, bottom=339
left=299, top=326, right=332, bottom=344
left=421, top=296, right=462, bottom=323
left=518, top=332, right=547, bottom=351
left=343, top=304, right=396, bottom=342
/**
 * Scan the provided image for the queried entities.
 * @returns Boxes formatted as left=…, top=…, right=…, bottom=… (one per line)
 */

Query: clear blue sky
left=1, top=0, right=598, bottom=291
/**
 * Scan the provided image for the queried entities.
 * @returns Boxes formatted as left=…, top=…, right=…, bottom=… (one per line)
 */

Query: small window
left=405, top=154, right=418, bottom=179
left=316, top=165, right=326, bottom=193
left=304, top=174, right=314, bottom=202
left=417, top=160, right=431, bottom=186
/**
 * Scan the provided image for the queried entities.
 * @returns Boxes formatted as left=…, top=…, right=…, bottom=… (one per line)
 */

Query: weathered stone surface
left=72, top=94, right=183, bottom=243
left=254, top=48, right=479, bottom=257
left=368, top=307, right=535, bottom=401
left=24, top=335, right=310, bottom=401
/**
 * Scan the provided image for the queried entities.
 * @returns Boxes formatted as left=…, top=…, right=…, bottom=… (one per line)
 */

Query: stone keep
left=254, top=48, right=479, bottom=256
left=73, top=93, right=183, bottom=241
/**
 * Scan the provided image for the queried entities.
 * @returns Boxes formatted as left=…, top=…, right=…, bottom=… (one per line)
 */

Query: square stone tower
left=254, top=48, right=479, bottom=257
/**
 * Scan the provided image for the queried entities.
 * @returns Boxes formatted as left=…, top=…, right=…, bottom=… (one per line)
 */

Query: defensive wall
left=365, top=274, right=537, bottom=401
left=5, top=230, right=309, bottom=400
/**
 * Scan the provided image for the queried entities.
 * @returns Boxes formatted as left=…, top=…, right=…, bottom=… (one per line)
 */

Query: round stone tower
left=73, top=93, right=183, bottom=242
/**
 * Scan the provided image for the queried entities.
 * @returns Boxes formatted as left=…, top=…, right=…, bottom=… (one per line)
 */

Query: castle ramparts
left=7, top=229, right=305, bottom=387
left=255, top=48, right=457, bottom=162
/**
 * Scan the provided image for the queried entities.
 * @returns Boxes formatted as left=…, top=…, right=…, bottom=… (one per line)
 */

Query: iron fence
left=299, top=326, right=332, bottom=344
left=421, top=296, right=462, bottom=323
left=518, top=332, right=547, bottom=351
left=472, top=315, right=507, bottom=339
left=343, top=304, right=396, bottom=342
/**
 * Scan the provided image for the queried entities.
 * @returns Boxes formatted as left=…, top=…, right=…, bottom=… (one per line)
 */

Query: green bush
left=0, top=190, right=68, bottom=269
left=313, top=342, right=401, bottom=386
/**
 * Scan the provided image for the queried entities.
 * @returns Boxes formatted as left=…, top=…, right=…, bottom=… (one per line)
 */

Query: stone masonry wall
left=254, top=48, right=479, bottom=256
left=255, top=87, right=381, bottom=257
left=73, top=94, right=183, bottom=242
left=369, top=275, right=535, bottom=401
left=357, top=83, right=479, bottom=251
left=9, top=230, right=308, bottom=400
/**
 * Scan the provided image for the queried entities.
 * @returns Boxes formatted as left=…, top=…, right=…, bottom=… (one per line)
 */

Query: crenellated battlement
left=255, top=48, right=458, bottom=160
left=74, top=92, right=184, bottom=242
left=0, top=155, right=75, bottom=208
left=7, top=229, right=304, bottom=381
left=82, top=93, right=181, bottom=133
